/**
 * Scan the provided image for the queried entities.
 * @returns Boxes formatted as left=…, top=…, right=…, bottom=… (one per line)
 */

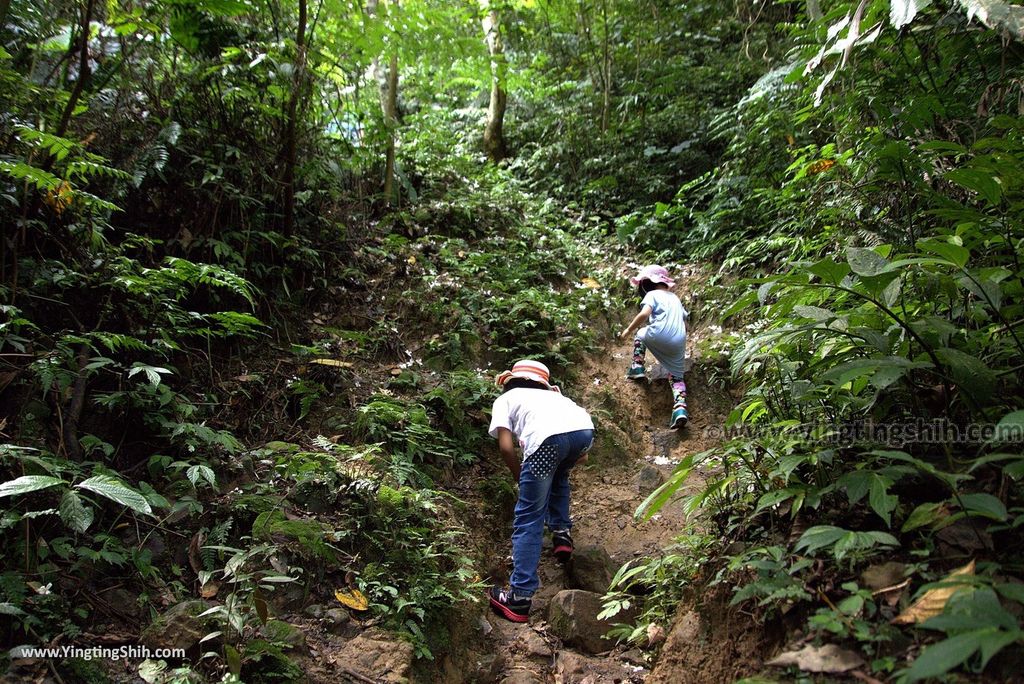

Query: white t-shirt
left=489, top=388, right=594, bottom=460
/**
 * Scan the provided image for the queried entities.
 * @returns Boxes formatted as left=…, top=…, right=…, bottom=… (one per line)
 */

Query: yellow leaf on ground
left=891, top=559, right=975, bottom=625
left=580, top=277, right=601, bottom=289
left=335, top=588, right=369, bottom=611
left=311, top=359, right=353, bottom=368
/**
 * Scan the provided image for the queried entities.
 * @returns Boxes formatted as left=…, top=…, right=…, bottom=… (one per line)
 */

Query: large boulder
left=332, top=629, right=414, bottom=683
left=140, top=600, right=216, bottom=652
left=547, top=590, right=632, bottom=655
left=568, top=545, right=616, bottom=594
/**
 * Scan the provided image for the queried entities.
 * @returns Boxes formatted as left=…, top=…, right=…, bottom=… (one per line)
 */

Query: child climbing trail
left=619, top=265, right=689, bottom=430
left=486, top=360, right=595, bottom=623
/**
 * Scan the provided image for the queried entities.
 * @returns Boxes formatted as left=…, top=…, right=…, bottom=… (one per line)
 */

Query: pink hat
left=495, top=359, right=561, bottom=392
left=629, top=265, right=675, bottom=288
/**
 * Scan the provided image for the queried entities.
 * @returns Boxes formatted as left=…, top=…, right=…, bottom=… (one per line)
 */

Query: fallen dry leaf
left=767, top=643, right=865, bottom=673
left=892, top=559, right=975, bottom=625
left=872, top=578, right=911, bottom=608
left=335, top=587, right=370, bottom=611
left=188, top=531, right=205, bottom=575
left=851, top=671, right=885, bottom=684
left=861, top=561, right=906, bottom=591
left=645, top=623, right=666, bottom=646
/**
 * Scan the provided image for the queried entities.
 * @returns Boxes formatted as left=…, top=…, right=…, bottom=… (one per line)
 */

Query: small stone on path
left=633, top=464, right=665, bottom=494
left=521, top=630, right=552, bottom=659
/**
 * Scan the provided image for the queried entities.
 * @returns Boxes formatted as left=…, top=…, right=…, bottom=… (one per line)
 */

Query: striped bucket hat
left=495, top=359, right=560, bottom=392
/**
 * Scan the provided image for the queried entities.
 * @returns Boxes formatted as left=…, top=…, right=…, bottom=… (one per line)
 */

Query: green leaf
left=59, top=490, right=94, bottom=533
left=840, top=471, right=871, bottom=504
left=0, top=602, right=25, bottom=616
left=128, top=363, right=172, bottom=386
left=904, top=629, right=989, bottom=682
left=0, top=475, right=66, bottom=498
left=76, top=475, right=153, bottom=515
left=902, top=501, right=946, bottom=532
left=995, top=582, right=1024, bottom=604
left=792, top=305, right=836, bottom=321
left=946, top=168, right=1002, bottom=206
left=918, top=238, right=969, bottom=268
left=869, top=474, right=898, bottom=527
left=794, top=525, right=846, bottom=555
left=992, top=410, right=1024, bottom=443
left=806, top=257, right=851, bottom=285
left=186, top=465, right=217, bottom=489
left=935, top=348, right=995, bottom=402
left=846, top=247, right=892, bottom=277
left=959, top=492, right=1007, bottom=521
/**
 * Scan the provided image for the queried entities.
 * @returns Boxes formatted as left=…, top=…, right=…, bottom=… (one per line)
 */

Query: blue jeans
left=510, top=429, right=594, bottom=598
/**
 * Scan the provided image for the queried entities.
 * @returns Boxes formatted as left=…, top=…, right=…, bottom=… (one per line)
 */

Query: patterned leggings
left=632, top=338, right=687, bottom=409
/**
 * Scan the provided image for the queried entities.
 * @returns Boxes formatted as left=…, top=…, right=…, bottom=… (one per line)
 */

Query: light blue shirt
left=640, top=289, right=688, bottom=376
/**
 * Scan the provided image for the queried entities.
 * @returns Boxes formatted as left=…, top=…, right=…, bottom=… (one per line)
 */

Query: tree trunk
left=599, top=0, right=611, bottom=132
left=0, top=0, right=13, bottom=34
left=807, top=0, right=822, bottom=22
left=55, top=0, right=95, bottom=138
left=480, top=0, right=507, bottom=162
left=368, top=0, right=399, bottom=204
left=281, top=0, right=307, bottom=236
left=382, top=46, right=398, bottom=204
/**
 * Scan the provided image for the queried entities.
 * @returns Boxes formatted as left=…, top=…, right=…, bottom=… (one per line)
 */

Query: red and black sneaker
left=488, top=586, right=530, bottom=623
left=552, top=530, right=573, bottom=562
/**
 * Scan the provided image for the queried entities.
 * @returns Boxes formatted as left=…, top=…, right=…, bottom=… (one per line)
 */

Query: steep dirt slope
left=440, top=328, right=743, bottom=684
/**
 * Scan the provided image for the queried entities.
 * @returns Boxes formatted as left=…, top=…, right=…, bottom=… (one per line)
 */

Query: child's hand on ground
left=618, top=328, right=630, bottom=341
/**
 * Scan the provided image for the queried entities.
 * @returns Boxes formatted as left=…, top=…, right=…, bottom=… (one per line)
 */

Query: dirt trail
left=458, top=331, right=735, bottom=684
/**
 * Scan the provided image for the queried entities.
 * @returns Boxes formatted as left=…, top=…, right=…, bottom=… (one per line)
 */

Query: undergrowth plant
left=629, top=3, right=1024, bottom=681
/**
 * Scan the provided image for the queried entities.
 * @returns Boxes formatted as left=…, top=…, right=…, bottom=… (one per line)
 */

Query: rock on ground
left=140, top=600, right=214, bottom=652
left=547, top=589, right=630, bottom=655
left=330, top=628, right=414, bottom=683
left=556, top=650, right=642, bottom=684
left=500, top=670, right=544, bottom=684
left=568, top=545, right=616, bottom=594
left=520, top=630, right=552, bottom=659
left=633, top=464, right=665, bottom=495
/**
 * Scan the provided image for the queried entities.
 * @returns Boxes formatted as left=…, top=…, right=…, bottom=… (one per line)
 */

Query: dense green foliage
left=3, top=0, right=1024, bottom=681
left=627, top=2, right=1024, bottom=681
